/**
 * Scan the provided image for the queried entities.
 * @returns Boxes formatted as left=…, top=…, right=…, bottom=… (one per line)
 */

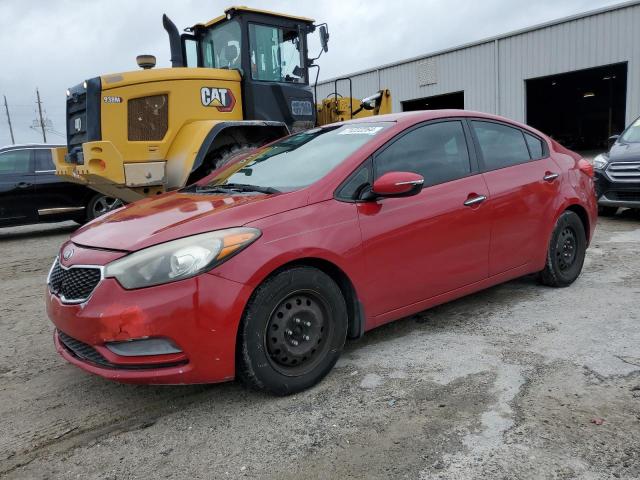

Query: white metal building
left=316, top=1, right=640, bottom=150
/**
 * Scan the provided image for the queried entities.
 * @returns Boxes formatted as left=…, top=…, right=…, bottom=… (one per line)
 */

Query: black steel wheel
left=265, top=291, right=332, bottom=376
left=538, top=210, right=587, bottom=288
left=237, top=267, right=348, bottom=395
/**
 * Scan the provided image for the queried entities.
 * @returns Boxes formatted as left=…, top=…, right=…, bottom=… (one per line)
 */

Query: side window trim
left=523, top=131, right=548, bottom=161
left=371, top=118, right=477, bottom=181
left=467, top=118, right=549, bottom=173
left=334, top=157, right=373, bottom=203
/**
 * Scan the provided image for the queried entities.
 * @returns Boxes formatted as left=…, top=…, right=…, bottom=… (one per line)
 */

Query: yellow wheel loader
left=53, top=7, right=391, bottom=202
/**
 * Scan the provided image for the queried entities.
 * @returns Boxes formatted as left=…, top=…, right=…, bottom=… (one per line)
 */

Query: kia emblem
left=62, top=247, right=74, bottom=260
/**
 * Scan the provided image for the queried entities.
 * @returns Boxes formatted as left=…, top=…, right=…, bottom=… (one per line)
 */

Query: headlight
left=593, top=153, right=608, bottom=170
left=104, top=227, right=260, bottom=289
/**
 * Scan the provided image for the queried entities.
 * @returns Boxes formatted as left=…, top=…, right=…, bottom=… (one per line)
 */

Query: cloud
left=0, top=0, right=621, bottom=145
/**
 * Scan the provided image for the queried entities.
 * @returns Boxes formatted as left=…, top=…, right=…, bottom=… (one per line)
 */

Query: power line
left=3, top=95, right=15, bottom=144
left=35, top=88, right=47, bottom=143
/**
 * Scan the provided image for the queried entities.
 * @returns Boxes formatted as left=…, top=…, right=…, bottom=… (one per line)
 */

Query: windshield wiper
left=195, top=183, right=280, bottom=195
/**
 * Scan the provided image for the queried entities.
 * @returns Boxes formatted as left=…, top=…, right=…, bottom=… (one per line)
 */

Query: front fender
left=165, top=120, right=290, bottom=189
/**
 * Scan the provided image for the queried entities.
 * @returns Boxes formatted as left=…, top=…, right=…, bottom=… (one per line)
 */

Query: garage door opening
left=402, top=91, right=464, bottom=111
left=526, top=63, right=627, bottom=151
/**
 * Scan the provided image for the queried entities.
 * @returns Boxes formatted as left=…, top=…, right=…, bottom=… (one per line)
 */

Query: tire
left=236, top=266, right=348, bottom=395
left=598, top=205, right=618, bottom=217
left=85, top=194, right=123, bottom=222
left=538, top=211, right=587, bottom=288
left=187, top=145, right=257, bottom=185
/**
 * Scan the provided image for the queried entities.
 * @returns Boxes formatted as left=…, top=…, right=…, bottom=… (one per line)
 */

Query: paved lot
left=1, top=213, right=639, bottom=479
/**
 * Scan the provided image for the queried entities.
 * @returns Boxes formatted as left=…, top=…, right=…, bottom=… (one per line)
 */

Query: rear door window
left=472, top=121, right=531, bottom=171
left=34, top=149, right=55, bottom=172
left=374, top=121, right=472, bottom=187
left=524, top=132, right=544, bottom=159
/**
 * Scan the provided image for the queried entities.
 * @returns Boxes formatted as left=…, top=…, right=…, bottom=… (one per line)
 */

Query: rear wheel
left=598, top=205, right=618, bottom=217
left=236, top=267, right=348, bottom=395
left=85, top=194, right=123, bottom=222
left=538, top=211, right=587, bottom=288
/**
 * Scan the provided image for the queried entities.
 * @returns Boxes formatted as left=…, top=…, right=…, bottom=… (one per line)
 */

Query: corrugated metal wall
left=316, top=2, right=640, bottom=125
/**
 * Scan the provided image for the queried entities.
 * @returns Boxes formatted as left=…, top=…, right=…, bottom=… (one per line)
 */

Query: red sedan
left=46, top=111, right=597, bottom=394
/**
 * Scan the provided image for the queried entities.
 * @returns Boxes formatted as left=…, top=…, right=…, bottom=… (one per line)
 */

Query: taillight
left=578, top=159, right=594, bottom=177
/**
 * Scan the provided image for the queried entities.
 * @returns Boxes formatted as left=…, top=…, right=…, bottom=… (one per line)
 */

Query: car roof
left=0, top=143, right=64, bottom=153
left=340, top=110, right=545, bottom=136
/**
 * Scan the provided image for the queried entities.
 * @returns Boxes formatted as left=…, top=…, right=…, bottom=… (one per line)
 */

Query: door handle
left=463, top=194, right=487, bottom=207
left=543, top=172, right=559, bottom=182
left=16, top=182, right=32, bottom=189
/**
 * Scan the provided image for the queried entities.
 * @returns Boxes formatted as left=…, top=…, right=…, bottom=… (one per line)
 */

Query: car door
left=470, top=120, right=560, bottom=276
left=34, top=148, right=86, bottom=218
left=354, top=120, right=491, bottom=318
left=0, top=149, right=37, bottom=226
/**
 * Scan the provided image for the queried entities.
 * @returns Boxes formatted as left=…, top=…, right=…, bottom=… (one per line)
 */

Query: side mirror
left=371, top=171, right=424, bottom=198
left=608, top=134, right=619, bottom=149
left=319, top=25, right=329, bottom=53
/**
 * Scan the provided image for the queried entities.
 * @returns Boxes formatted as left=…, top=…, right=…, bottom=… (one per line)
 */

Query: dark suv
left=593, top=117, right=640, bottom=215
left=0, top=144, right=121, bottom=227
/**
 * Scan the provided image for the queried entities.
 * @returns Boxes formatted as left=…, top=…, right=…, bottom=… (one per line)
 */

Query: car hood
left=608, top=141, right=640, bottom=162
left=71, top=190, right=307, bottom=252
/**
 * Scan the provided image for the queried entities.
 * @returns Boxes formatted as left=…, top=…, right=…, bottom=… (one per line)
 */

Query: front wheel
left=538, top=211, right=587, bottom=288
left=236, top=267, right=348, bottom=395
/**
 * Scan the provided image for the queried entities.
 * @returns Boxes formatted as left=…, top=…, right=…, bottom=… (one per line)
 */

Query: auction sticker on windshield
left=338, top=126, right=384, bottom=135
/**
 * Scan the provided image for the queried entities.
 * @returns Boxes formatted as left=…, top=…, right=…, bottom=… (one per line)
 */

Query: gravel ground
left=0, top=213, right=639, bottom=479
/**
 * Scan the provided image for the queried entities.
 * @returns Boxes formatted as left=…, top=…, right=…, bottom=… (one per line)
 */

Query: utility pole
left=36, top=88, right=47, bottom=143
left=3, top=95, right=15, bottom=144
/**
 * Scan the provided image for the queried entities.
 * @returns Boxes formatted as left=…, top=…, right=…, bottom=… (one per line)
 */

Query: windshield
left=201, top=20, right=242, bottom=69
left=620, top=117, right=640, bottom=143
left=200, top=123, right=392, bottom=192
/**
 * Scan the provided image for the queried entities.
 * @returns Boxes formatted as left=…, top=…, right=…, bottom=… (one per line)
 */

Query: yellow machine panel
left=55, top=69, right=243, bottom=202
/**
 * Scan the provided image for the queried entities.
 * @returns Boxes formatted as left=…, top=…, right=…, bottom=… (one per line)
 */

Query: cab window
left=249, top=23, right=305, bottom=83
left=374, top=121, right=472, bottom=187
left=201, top=20, right=242, bottom=70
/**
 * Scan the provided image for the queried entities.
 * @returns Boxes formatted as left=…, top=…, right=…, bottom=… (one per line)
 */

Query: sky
left=0, top=0, right=626, bottom=146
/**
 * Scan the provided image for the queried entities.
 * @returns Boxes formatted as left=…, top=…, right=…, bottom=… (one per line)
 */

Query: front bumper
left=594, top=170, right=640, bottom=209
left=46, top=273, right=252, bottom=385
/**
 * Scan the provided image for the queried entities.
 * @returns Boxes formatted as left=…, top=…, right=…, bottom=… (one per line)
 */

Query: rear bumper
left=594, top=170, right=640, bottom=209
left=46, top=273, right=253, bottom=385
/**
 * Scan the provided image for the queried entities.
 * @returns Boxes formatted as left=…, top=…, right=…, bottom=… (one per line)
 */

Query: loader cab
left=182, top=7, right=319, bottom=131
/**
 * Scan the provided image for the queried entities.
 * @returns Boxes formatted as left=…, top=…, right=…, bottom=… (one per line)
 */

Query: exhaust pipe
left=162, top=14, right=185, bottom=67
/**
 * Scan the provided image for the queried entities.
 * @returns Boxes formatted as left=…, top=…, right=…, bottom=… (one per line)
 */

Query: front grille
left=606, top=191, right=640, bottom=202
left=58, top=331, right=188, bottom=370
left=607, top=161, right=640, bottom=182
left=128, top=94, right=168, bottom=141
left=48, top=258, right=102, bottom=303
